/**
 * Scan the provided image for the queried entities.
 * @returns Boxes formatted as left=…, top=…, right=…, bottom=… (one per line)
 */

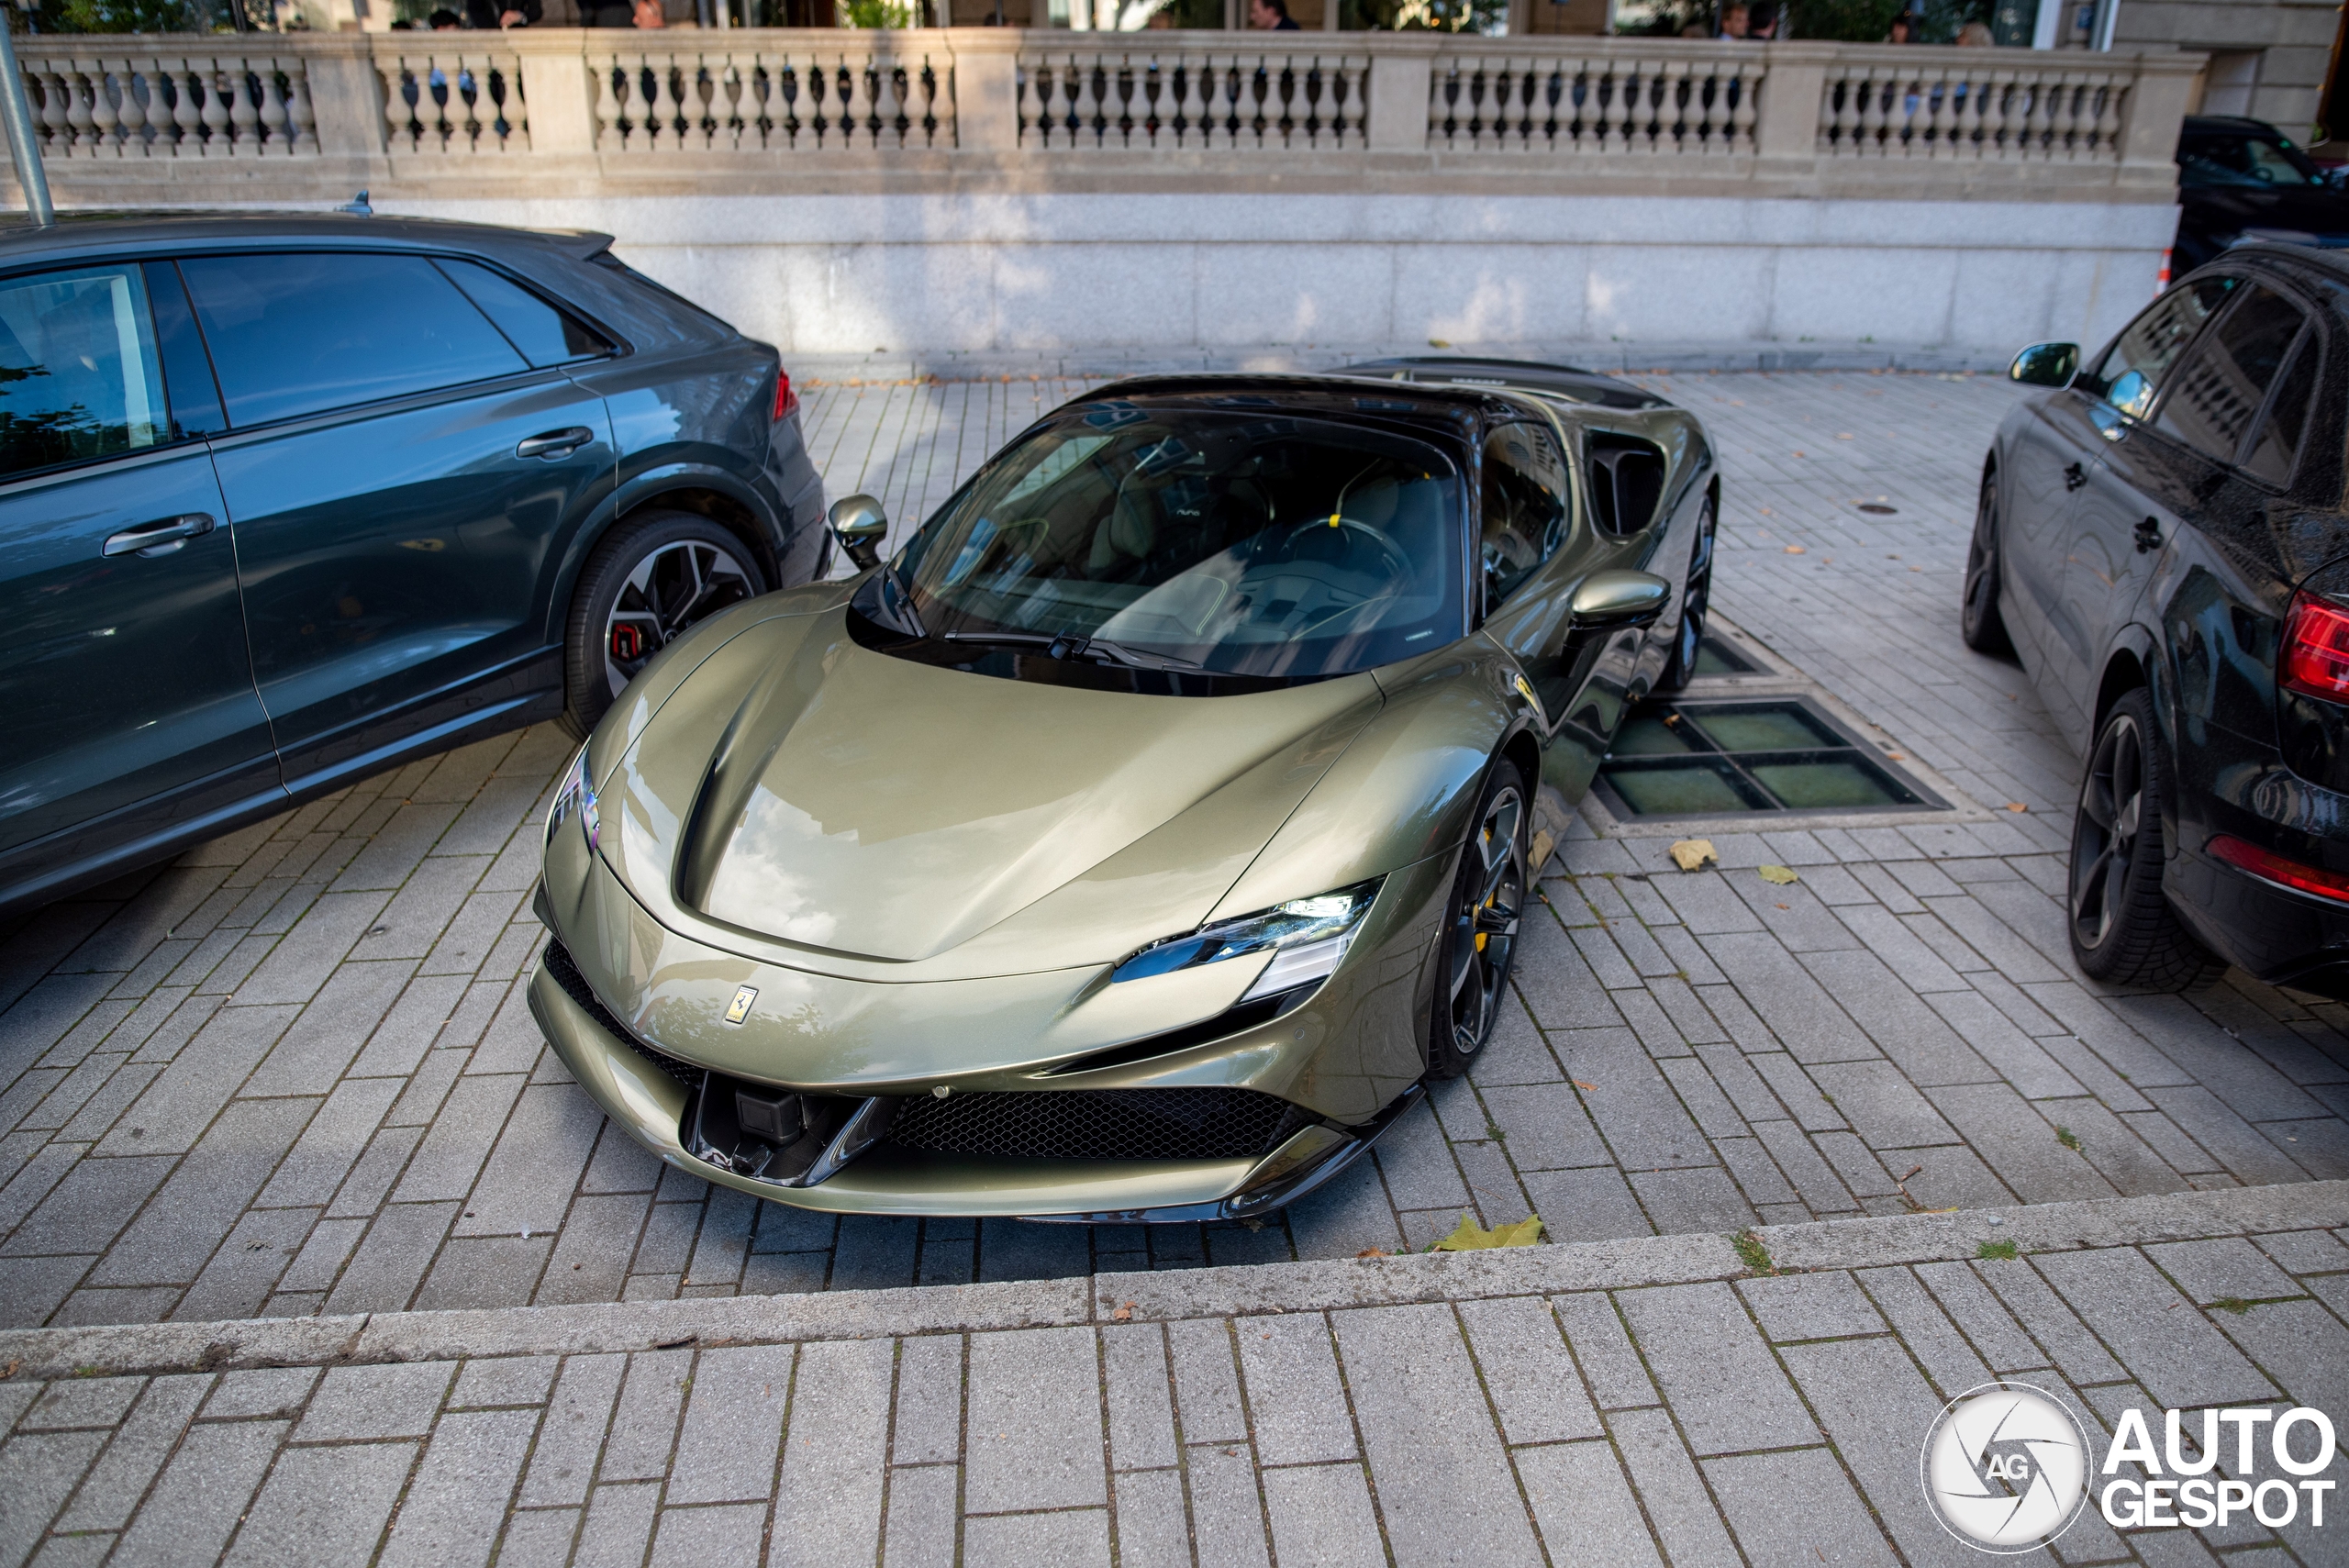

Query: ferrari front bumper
left=528, top=953, right=1410, bottom=1219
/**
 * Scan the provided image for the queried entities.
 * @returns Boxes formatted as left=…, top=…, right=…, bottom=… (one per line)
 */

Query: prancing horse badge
left=724, top=985, right=758, bottom=1025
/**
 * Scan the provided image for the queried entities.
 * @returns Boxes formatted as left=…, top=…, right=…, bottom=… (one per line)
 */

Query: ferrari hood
left=606, top=607, right=1383, bottom=975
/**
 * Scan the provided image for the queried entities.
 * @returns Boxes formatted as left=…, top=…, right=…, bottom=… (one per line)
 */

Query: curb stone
left=3, top=1181, right=2341, bottom=1383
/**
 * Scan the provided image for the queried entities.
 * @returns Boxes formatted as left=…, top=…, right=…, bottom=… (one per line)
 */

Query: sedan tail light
left=2208, top=833, right=2349, bottom=904
left=2281, top=593, right=2349, bottom=703
left=773, top=368, right=799, bottom=423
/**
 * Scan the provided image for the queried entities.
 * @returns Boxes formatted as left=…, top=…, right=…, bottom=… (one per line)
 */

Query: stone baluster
left=591, top=55, right=626, bottom=151
left=197, top=66, right=232, bottom=155
left=117, top=59, right=153, bottom=157
left=1729, top=58, right=1761, bottom=153
left=256, top=61, right=292, bottom=154
left=36, top=67, right=72, bottom=160
left=60, top=62, right=94, bottom=157
left=380, top=57, right=410, bottom=151
left=163, top=61, right=200, bottom=154
left=2021, top=71, right=2054, bottom=161
left=1660, top=55, right=1693, bottom=153
left=2091, top=76, right=2124, bottom=161
left=284, top=59, right=317, bottom=153
left=717, top=59, right=742, bottom=151
left=87, top=60, right=124, bottom=157
left=638, top=55, right=670, bottom=150
left=228, top=60, right=261, bottom=153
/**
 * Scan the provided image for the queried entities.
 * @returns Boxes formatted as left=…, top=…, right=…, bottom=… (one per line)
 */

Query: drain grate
left=1596, top=696, right=1942, bottom=819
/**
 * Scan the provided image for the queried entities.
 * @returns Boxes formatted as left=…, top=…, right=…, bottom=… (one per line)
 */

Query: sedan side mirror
left=828, top=494, right=889, bottom=572
left=2009, top=342, right=2079, bottom=388
left=1568, top=570, right=1671, bottom=632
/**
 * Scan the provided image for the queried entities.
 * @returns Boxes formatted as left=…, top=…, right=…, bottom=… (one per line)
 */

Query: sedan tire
left=1655, top=495, right=1716, bottom=693
left=1961, top=469, right=2014, bottom=656
left=2067, top=688, right=2215, bottom=989
left=1427, top=758, right=1531, bottom=1079
left=562, top=511, right=767, bottom=739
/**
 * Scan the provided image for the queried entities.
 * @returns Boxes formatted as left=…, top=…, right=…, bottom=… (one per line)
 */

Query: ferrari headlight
left=1111, top=879, right=1381, bottom=1001
left=544, top=746, right=599, bottom=854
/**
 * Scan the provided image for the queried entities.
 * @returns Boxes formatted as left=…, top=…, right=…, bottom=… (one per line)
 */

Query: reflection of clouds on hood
left=701, top=784, right=843, bottom=948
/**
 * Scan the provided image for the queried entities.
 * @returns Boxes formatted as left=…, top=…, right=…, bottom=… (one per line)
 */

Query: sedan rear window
left=863, top=406, right=1465, bottom=686
left=180, top=251, right=529, bottom=427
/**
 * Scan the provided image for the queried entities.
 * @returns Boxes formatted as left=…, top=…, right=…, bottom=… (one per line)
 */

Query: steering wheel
left=1275, top=515, right=1414, bottom=586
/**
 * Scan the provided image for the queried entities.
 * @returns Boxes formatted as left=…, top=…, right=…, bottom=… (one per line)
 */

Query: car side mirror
left=1568, top=570, right=1671, bottom=632
left=2009, top=342, right=2079, bottom=388
left=828, top=494, right=889, bottom=572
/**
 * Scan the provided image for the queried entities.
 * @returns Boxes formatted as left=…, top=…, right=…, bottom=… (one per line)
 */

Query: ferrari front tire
left=1428, top=759, right=1531, bottom=1079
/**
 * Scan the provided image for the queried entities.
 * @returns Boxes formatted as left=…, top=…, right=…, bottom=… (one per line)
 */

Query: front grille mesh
left=885, top=1087, right=1308, bottom=1162
left=542, top=940, right=703, bottom=1089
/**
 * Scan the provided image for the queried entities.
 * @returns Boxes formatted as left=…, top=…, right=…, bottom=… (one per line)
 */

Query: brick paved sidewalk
left=3, top=369, right=2348, bottom=1329
left=3, top=1183, right=2345, bottom=1567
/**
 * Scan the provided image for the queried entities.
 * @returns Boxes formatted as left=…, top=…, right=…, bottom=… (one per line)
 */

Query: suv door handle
left=2063, top=462, right=2087, bottom=491
left=516, top=427, right=594, bottom=461
left=2134, top=517, right=2163, bottom=553
left=102, top=513, right=216, bottom=559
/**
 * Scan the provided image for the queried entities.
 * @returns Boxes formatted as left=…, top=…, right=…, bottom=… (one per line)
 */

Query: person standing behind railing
left=462, top=0, right=541, bottom=26
left=1248, top=0, right=1301, bottom=30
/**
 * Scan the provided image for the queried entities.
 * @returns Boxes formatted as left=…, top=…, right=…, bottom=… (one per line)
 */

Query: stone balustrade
left=0, top=29, right=2197, bottom=201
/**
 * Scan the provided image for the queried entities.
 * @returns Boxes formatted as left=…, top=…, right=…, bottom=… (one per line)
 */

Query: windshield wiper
left=941, top=629, right=1200, bottom=672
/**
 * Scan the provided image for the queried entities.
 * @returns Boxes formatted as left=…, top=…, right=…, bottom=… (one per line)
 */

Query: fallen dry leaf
left=1355, top=1248, right=1389, bottom=1259
left=1775, top=902, right=1790, bottom=910
left=1757, top=864, right=1800, bottom=885
left=1572, top=1079, right=1598, bottom=1092
left=1668, top=839, right=1719, bottom=872
left=1111, top=1301, right=1136, bottom=1322
left=1433, top=1212, right=1546, bottom=1251
left=1785, top=545, right=1807, bottom=554
left=1886, top=751, right=1906, bottom=761
left=1836, top=432, right=1854, bottom=439
left=1427, top=338, right=1452, bottom=349
left=1792, top=450, right=1807, bottom=457
left=2006, top=802, right=2030, bottom=813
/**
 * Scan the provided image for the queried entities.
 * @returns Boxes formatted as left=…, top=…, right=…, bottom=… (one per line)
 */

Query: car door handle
left=102, top=513, right=216, bottom=559
left=516, top=427, right=594, bottom=461
left=2134, top=517, right=2163, bottom=553
left=2063, top=462, right=2087, bottom=491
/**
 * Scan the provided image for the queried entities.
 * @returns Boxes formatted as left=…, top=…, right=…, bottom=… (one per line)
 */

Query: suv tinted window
left=2243, top=332, right=2321, bottom=485
left=435, top=259, right=611, bottom=367
left=2079, top=276, right=2236, bottom=419
left=181, top=251, right=528, bottom=427
left=2154, top=285, right=2307, bottom=463
left=0, top=264, right=168, bottom=480
left=2179, top=135, right=2319, bottom=189
left=1481, top=421, right=1570, bottom=609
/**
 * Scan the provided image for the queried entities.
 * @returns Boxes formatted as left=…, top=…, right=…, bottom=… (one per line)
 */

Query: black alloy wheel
left=1429, top=759, right=1531, bottom=1078
left=2067, top=687, right=2214, bottom=988
left=1656, top=495, right=1717, bottom=692
left=1960, top=469, right=2014, bottom=655
left=562, top=511, right=766, bottom=739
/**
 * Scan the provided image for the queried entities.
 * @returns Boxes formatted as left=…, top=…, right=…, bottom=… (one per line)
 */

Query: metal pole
left=0, top=10, right=50, bottom=228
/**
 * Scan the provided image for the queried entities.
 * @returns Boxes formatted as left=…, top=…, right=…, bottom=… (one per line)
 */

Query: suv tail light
left=773, top=368, right=799, bottom=423
left=2281, top=593, right=2349, bottom=703
left=2209, top=834, right=2349, bottom=903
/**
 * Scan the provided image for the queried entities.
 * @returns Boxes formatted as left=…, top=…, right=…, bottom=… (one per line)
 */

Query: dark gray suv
left=0, top=212, right=826, bottom=914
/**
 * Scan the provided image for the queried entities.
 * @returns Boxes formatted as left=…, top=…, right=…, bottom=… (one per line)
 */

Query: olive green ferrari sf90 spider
left=530, top=362, right=1718, bottom=1220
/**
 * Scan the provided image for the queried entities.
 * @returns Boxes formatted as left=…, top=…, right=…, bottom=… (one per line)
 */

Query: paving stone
left=2145, top=1238, right=2305, bottom=1307
left=323, top=1201, right=456, bottom=1315
left=771, top=1338, right=890, bottom=1557
left=646, top=1501, right=766, bottom=1566
left=0, top=1429, right=106, bottom=1566
left=221, top=1440, right=414, bottom=1568
left=1185, top=1441, right=1272, bottom=1568
left=1854, top=1266, right=1993, bottom=1398
left=413, top=1234, right=553, bottom=1310
left=1110, top=1470, right=1190, bottom=1568
left=451, top=1356, right=560, bottom=1409
left=667, top=1342, right=797, bottom=1506
left=961, top=1509, right=1109, bottom=1568
left=1925, top=1083, right=2117, bottom=1204
left=454, top=1083, right=602, bottom=1239
left=295, top=1362, right=454, bottom=1442
left=893, top=1334, right=966, bottom=1468
left=2032, top=1249, right=2279, bottom=1408
left=556, top=1486, right=651, bottom=1568
left=599, top=1350, right=695, bottom=1484
left=2253, top=1228, right=2349, bottom=1276
left=965, top=1327, right=1104, bottom=1513
left=1477, top=1081, right=1610, bottom=1170
left=1628, top=1166, right=1757, bottom=1233
left=1458, top=1295, right=1602, bottom=1444
left=1606, top=1406, right=1742, bottom=1568
left=1166, top=1318, right=1246, bottom=1446
left=1518, top=1439, right=1664, bottom=1568
left=1618, top=1282, right=1817, bottom=1455
left=242, top=962, right=415, bottom=1098
left=1259, top=1463, right=1385, bottom=1568
left=876, top=1465, right=956, bottom=1568
left=1552, top=1290, right=1656, bottom=1408
left=1521, top=1166, right=1652, bottom=1243
left=90, top=1097, right=316, bottom=1288
left=1331, top=1304, right=1542, bottom=1567
left=108, top=1418, right=287, bottom=1568
left=380, top=1407, right=539, bottom=1568
left=1704, top=1446, right=1901, bottom=1567
left=391, top=1073, right=525, bottom=1204
left=1739, top=1272, right=1887, bottom=1341
left=1233, top=1314, right=1354, bottom=1465
left=1700, top=931, right=1879, bottom=1064
left=518, top=1354, right=626, bottom=1508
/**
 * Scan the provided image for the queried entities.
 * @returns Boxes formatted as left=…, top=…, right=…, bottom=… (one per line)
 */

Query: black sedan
left=2175, top=115, right=2349, bottom=272
left=0, top=213, right=826, bottom=914
left=1965, top=242, right=2349, bottom=994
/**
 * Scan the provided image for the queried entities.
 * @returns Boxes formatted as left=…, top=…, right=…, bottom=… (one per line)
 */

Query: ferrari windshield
left=878, top=405, right=1466, bottom=682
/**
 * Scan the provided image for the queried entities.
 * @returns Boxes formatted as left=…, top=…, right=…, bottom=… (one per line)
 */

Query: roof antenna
left=338, top=191, right=373, bottom=217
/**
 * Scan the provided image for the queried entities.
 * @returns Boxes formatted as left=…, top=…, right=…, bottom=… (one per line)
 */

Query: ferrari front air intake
left=543, top=940, right=703, bottom=1089
left=885, top=1086, right=1312, bottom=1162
